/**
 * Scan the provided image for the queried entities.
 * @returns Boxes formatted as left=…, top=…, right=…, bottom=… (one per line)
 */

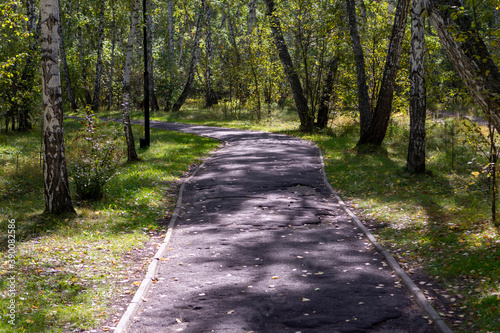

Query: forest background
left=0, top=0, right=499, bottom=332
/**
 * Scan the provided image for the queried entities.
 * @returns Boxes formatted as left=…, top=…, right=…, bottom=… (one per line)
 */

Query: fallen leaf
left=302, top=297, right=311, bottom=302
left=227, top=310, right=235, bottom=315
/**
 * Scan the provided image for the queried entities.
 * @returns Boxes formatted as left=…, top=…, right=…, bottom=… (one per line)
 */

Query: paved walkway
left=128, top=122, right=437, bottom=333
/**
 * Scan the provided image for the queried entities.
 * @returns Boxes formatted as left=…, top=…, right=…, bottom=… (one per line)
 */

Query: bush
left=69, top=108, right=123, bottom=200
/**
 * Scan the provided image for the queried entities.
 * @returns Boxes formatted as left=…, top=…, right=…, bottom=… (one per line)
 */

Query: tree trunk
left=16, top=0, right=39, bottom=131
left=168, top=0, right=174, bottom=60
left=171, top=0, right=205, bottom=113
left=316, top=58, right=339, bottom=129
left=58, top=0, right=78, bottom=111
left=146, top=0, right=160, bottom=111
left=41, top=0, right=75, bottom=214
left=248, top=0, right=257, bottom=34
left=76, top=0, right=91, bottom=105
left=107, top=2, right=117, bottom=111
left=92, top=0, right=105, bottom=111
left=122, top=0, right=140, bottom=162
left=407, top=0, right=426, bottom=174
left=344, top=0, right=371, bottom=137
left=357, top=0, right=411, bottom=146
left=204, top=2, right=218, bottom=107
left=263, top=0, right=313, bottom=132
left=425, top=0, right=500, bottom=133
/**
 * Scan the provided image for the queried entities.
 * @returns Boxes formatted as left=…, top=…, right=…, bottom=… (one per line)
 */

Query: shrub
left=69, top=108, right=123, bottom=200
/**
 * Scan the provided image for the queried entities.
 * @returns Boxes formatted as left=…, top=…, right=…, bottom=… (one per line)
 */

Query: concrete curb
left=318, top=149, right=453, bottom=333
left=114, top=161, right=207, bottom=333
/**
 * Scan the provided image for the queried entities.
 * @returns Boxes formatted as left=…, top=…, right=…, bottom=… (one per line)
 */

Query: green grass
left=121, top=100, right=499, bottom=333
left=0, top=117, right=219, bottom=332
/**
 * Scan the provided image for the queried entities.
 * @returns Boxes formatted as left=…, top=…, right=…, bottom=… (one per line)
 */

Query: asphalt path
left=127, top=122, right=437, bottom=333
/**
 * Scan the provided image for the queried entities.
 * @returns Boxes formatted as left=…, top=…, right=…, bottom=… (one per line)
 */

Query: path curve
left=122, top=122, right=442, bottom=333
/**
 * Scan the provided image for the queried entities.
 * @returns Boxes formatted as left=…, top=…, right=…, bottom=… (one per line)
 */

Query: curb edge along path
left=115, top=121, right=452, bottom=333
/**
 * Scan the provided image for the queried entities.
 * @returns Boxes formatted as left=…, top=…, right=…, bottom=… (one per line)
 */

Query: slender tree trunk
left=76, top=0, right=91, bottom=105
left=204, top=2, right=218, bottom=107
left=92, top=0, right=105, bottom=111
left=357, top=0, right=411, bottom=146
left=171, top=0, right=205, bottom=113
left=344, top=0, right=371, bottom=137
left=248, top=0, right=257, bottom=34
left=108, top=3, right=117, bottom=111
left=407, top=0, right=426, bottom=174
left=425, top=0, right=500, bottom=133
left=263, top=0, right=313, bottom=132
left=168, top=0, right=174, bottom=60
left=41, top=0, right=75, bottom=214
left=122, top=0, right=140, bottom=162
left=146, top=0, right=159, bottom=111
left=58, top=0, right=77, bottom=111
left=17, top=0, right=39, bottom=131
left=316, top=58, right=339, bottom=129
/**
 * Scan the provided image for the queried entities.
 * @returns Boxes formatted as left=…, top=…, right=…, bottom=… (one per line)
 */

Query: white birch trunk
left=407, top=0, right=427, bottom=173
left=122, top=0, right=140, bottom=162
left=425, top=0, right=500, bottom=132
left=41, top=0, right=74, bottom=214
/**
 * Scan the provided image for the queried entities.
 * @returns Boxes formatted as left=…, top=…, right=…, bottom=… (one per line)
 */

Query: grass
left=118, top=99, right=499, bottom=333
left=0, top=116, right=219, bottom=332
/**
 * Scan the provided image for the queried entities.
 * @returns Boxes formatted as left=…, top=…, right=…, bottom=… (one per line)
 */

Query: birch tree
left=407, top=0, right=426, bottom=173
left=204, top=1, right=218, bottom=107
left=41, top=0, right=75, bottom=214
left=122, top=0, right=140, bottom=162
left=357, top=0, right=411, bottom=146
left=58, top=0, right=77, bottom=111
left=92, top=0, right=105, bottom=111
left=264, top=0, right=314, bottom=132
left=425, top=0, right=500, bottom=133
left=171, top=0, right=205, bottom=113
left=344, top=0, right=371, bottom=136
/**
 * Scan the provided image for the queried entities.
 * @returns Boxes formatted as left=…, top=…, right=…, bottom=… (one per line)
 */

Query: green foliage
left=0, top=1, right=40, bottom=131
left=68, top=108, right=123, bottom=200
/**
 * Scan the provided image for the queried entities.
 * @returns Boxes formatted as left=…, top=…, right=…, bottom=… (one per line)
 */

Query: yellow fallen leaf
left=133, top=281, right=141, bottom=286
left=302, top=297, right=311, bottom=302
left=271, top=276, right=279, bottom=279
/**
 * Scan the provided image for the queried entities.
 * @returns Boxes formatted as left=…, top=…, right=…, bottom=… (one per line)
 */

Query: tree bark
left=122, top=0, right=140, bottom=162
left=357, top=0, right=411, bottom=146
left=58, top=0, right=77, bottom=111
left=146, top=0, right=160, bottom=111
left=41, top=0, right=75, bottom=214
left=76, top=0, right=91, bottom=105
left=316, top=58, right=339, bottom=129
left=407, top=0, right=426, bottom=174
left=168, top=0, right=174, bottom=61
left=171, top=0, right=205, bottom=113
left=263, top=0, right=313, bottom=132
left=425, top=0, right=500, bottom=133
left=344, top=0, right=371, bottom=137
left=204, top=2, right=218, bottom=107
left=107, top=2, right=117, bottom=111
left=92, top=0, right=105, bottom=111
left=248, top=0, right=257, bottom=34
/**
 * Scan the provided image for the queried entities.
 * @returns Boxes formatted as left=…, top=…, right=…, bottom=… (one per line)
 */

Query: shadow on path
left=129, top=122, right=436, bottom=333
